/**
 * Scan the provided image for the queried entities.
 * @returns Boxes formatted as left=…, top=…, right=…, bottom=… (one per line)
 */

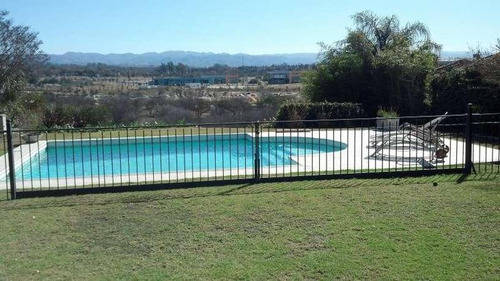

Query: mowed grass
left=0, top=173, right=499, bottom=280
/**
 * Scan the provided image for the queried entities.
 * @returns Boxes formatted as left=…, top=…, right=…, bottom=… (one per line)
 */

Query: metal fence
left=1, top=106, right=499, bottom=199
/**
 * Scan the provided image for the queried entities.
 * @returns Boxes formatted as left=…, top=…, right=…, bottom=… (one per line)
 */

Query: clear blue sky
left=4, top=0, right=499, bottom=55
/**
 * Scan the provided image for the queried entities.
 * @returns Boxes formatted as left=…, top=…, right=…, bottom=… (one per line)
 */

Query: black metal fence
left=1, top=106, right=499, bottom=199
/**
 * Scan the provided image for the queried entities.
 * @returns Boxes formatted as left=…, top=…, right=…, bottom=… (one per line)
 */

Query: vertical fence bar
left=464, top=104, right=473, bottom=175
left=19, top=132, right=24, bottom=192
left=6, top=120, right=16, bottom=200
left=244, top=126, right=248, bottom=179
left=3, top=133, right=9, bottom=199
left=254, top=121, right=260, bottom=181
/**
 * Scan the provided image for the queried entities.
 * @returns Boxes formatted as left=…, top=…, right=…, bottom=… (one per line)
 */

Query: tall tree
left=0, top=10, right=47, bottom=101
left=304, top=11, right=440, bottom=115
left=349, top=11, right=433, bottom=56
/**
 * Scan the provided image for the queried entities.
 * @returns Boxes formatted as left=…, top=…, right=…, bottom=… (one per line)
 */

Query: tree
left=156, top=61, right=176, bottom=76
left=0, top=10, right=47, bottom=102
left=176, top=63, right=189, bottom=77
left=348, top=11, right=433, bottom=57
left=430, top=53, right=500, bottom=114
left=304, top=11, right=440, bottom=115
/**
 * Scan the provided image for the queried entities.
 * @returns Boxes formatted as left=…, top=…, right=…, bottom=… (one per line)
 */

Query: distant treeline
left=31, top=62, right=314, bottom=79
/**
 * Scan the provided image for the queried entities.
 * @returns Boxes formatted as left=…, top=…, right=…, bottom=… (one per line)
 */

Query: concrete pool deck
left=0, top=129, right=498, bottom=191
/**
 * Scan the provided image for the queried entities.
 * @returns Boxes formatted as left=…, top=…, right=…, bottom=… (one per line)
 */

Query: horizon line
left=47, top=50, right=471, bottom=56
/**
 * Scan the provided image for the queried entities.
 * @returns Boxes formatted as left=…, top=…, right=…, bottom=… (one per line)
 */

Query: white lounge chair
left=368, top=113, right=449, bottom=163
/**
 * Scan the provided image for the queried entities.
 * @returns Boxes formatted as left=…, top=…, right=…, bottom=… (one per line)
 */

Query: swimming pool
left=15, top=133, right=347, bottom=180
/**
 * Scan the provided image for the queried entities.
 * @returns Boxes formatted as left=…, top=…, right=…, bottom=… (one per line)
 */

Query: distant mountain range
left=49, top=51, right=320, bottom=67
left=48, top=51, right=470, bottom=67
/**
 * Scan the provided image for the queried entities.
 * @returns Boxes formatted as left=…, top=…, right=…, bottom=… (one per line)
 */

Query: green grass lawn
left=0, top=173, right=499, bottom=280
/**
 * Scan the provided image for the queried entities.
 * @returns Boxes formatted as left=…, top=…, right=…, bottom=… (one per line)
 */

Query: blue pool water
left=16, top=134, right=347, bottom=180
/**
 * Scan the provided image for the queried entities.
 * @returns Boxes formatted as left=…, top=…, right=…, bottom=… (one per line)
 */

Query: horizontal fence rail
left=1, top=109, right=499, bottom=199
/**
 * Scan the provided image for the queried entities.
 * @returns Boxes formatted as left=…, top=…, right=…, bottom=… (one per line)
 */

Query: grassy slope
left=0, top=174, right=499, bottom=281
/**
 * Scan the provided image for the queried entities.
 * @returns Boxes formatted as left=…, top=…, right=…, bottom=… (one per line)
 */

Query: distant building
left=268, top=71, right=304, bottom=84
left=226, top=74, right=240, bottom=84
left=268, top=71, right=289, bottom=84
left=289, top=71, right=303, bottom=83
left=435, top=54, right=498, bottom=75
left=436, top=58, right=473, bottom=73
left=153, top=75, right=238, bottom=86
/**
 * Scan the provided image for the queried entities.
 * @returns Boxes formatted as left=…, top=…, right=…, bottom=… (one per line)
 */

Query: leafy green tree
left=304, top=11, right=440, bottom=115
left=430, top=53, right=500, bottom=114
left=0, top=10, right=47, bottom=102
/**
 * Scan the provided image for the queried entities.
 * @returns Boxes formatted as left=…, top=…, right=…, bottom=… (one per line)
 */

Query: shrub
left=275, top=102, right=364, bottom=128
left=430, top=56, right=500, bottom=115
left=42, top=105, right=72, bottom=128
left=71, top=105, right=111, bottom=128
left=377, top=107, right=399, bottom=118
left=1, top=93, right=46, bottom=129
left=158, top=104, right=194, bottom=124
left=101, top=96, right=140, bottom=124
left=276, top=102, right=364, bottom=120
left=171, top=97, right=211, bottom=121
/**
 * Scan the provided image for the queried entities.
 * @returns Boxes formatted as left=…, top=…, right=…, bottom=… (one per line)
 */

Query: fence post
left=254, top=121, right=260, bottom=181
left=6, top=120, right=16, bottom=200
left=464, top=103, right=473, bottom=175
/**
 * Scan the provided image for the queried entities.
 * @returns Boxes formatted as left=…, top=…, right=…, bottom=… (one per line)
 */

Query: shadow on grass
left=456, top=163, right=500, bottom=183
left=1, top=167, right=498, bottom=210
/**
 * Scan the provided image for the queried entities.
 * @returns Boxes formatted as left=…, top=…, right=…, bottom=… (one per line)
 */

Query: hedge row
left=275, top=102, right=365, bottom=128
